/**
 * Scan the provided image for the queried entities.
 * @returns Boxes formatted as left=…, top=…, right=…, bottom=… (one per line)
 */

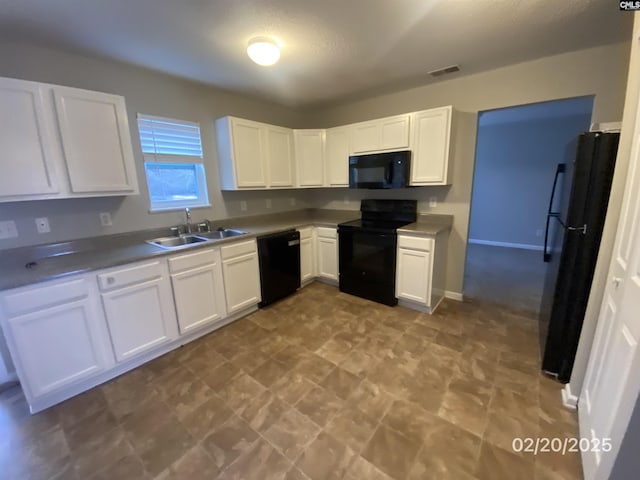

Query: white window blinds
left=137, top=114, right=203, bottom=162
left=137, top=113, right=209, bottom=211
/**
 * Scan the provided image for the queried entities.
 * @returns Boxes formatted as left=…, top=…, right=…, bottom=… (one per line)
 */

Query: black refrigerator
left=539, top=131, right=619, bottom=383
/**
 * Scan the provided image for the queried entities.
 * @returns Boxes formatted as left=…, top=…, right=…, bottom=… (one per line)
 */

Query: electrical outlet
left=35, top=217, right=50, bottom=234
left=266, top=199, right=272, bottom=209
left=343, top=195, right=349, bottom=204
left=429, top=197, right=438, bottom=208
left=100, top=212, right=113, bottom=227
left=290, top=197, right=296, bottom=206
left=0, top=220, right=18, bottom=239
left=240, top=201, right=247, bottom=212
left=536, top=229, right=544, bottom=237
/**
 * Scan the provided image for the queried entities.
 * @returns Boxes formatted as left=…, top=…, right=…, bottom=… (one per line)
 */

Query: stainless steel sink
left=146, top=234, right=208, bottom=249
left=194, top=229, right=247, bottom=240
left=146, top=229, right=247, bottom=250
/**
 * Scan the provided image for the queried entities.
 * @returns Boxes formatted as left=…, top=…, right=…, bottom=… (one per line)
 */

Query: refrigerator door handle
left=543, top=163, right=566, bottom=262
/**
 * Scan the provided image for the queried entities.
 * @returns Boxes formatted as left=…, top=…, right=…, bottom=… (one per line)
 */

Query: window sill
left=148, top=204, right=211, bottom=213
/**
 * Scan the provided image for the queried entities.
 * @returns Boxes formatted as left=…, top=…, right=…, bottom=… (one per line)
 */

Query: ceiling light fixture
left=247, top=36, right=280, bottom=66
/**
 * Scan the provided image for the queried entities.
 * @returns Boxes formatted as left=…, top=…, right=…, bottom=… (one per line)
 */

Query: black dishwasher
left=257, top=229, right=301, bottom=307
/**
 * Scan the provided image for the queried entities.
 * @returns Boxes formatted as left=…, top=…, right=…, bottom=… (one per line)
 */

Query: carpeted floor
left=464, top=243, right=548, bottom=315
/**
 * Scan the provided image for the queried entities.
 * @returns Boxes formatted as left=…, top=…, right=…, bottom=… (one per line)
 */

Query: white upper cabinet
left=217, top=117, right=267, bottom=189
left=217, top=116, right=296, bottom=190
left=0, top=77, right=60, bottom=199
left=265, top=125, right=295, bottom=188
left=53, top=86, right=138, bottom=194
left=351, top=114, right=410, bottom=154
left=0, top=76, right=139, bottom=202
left=325, top=126, right=350, bottom=187
left=295, top=129, right=325, bottom=187
left=409, top=106, right=452, bottom=186
left=216, top=107, right=454, bottom=191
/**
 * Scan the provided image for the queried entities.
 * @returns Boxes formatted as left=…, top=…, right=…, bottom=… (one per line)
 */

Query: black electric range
left=337, top=199, right=417, bottom=306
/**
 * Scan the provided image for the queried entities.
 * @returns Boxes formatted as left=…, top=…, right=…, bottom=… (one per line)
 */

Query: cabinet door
left=6, top=299, right=110, bottom=398
left=410, top=107, right=452, bottom=185
left=317, top=236, right=338, bottom=281
left=381, top=115, right=410, bottom=150
left=325, top=127, right=350, bottom=187
left=101, top=278, right=178, bottom=362
left=171, top=259, right=227, bottom=334
left=396, top=248, right=431, bottom=305
left=222, top=252, right=261, bottom=314
left=0, top=77, right=60, bottom=198
left=266, top=125, right=294, bottom=187
left=231, top=118, right=267, bottom=188
left=300, top=236, right=315, bottom=282
left=53, top=87, right=138, bottom=194
left=351, top=115, right=410, bottom=154
left=295, top=130, right=325, bottom=187
left=351, top=122, right=380, bottom=154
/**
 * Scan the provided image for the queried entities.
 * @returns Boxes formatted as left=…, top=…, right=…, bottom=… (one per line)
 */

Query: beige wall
left=570, top=16, right=640, bottom=398
left=0, top=42, right=314, bottom=250
left=308, top=42, right=631, bottom=294
left=0, top=40, right=632, bottom=297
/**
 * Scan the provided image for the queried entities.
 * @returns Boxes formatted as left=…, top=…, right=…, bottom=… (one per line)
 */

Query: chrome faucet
left=185, top=208, right=192, bottom=233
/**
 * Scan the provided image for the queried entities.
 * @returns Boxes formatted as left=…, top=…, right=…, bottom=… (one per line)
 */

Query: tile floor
left=0, top=282, right=582, bottom=479
left=464, top=244, right=549, bottom=314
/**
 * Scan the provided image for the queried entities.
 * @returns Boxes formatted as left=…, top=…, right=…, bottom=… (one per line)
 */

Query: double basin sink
left=147, top=229, right=247, bottom=250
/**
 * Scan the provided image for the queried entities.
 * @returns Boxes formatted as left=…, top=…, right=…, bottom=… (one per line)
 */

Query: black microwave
left=348, top=151, right=411, bottom=189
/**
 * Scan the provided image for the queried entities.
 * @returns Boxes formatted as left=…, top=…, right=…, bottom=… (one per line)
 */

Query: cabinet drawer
left=168, top=248, right=217, bottom=274
left=315, top=227, right=337, bottom=239
left=397, top=235, right=434, bottom=252
left=298, top=227, right=313, bottom=240
left=97, top=261, right=162, bottom=291
left=221, top=239, right=257, bottom=260
left=1, top=278, right=88, bottom=317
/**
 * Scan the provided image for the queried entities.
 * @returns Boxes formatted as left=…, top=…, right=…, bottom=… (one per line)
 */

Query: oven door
left=338, top=227, right=398, bottom=306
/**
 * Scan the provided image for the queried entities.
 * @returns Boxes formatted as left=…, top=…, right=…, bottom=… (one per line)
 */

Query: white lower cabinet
left=0, top=277, right=113, bottom=401
left=169, top=248, right=227, bottom=334
left=299, top=227, right=316, bottom=283
left=98, top=261, right=178, bottom=363
left=397, top=247, right=432, bottom=305
left=221, top=239, right=262, bottom=314
left=395, top=233, right=447, bottom=313
left=316, top=227, right=338, bottom=282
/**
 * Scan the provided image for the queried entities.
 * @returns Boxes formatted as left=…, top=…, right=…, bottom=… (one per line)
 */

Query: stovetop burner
left=338, top=199, right=417, bottom=232
left=338, top=218, right=414, bottom=232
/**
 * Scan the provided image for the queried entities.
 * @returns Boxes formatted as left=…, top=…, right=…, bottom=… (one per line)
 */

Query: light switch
left=266, top=199, right=272, bottom=209
left=100, top=212, right=113, bottom=227
left=429, top=197, right=437, bottom=208
left=240, top=201, right=247, bottom=212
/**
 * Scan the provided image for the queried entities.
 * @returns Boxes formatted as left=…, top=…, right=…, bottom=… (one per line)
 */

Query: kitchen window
left=137, top=114, right=209, bottom=211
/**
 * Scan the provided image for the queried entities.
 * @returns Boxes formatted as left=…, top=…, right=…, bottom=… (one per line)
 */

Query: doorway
left=464, top=97, right=594, bottom=314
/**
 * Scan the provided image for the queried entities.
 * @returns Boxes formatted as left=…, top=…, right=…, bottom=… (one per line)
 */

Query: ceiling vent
left=428, top=65, right=460, bottom=77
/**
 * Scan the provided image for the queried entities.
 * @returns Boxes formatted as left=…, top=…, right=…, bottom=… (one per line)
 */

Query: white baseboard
left=562, top=383, right=578, bottom=409
left=445, top=291, right=464, bottom=301
left=468, top=238, right=544, bottom=251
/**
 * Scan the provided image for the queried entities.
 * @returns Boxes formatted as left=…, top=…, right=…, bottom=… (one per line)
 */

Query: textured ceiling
left=0, top=0, right=632, bottom=107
